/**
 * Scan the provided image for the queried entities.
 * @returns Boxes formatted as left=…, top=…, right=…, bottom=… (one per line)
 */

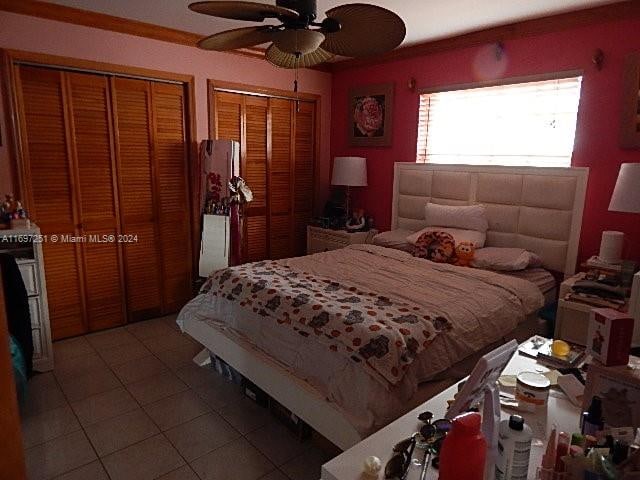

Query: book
left=519, top=336, right=586, bottom=369
left=584, top=255, right=622, bottom=273
left=565, top=292, right=626, bottom=310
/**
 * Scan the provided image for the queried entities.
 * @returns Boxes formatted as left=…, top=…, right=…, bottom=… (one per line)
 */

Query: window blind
left=416, top=76, right=582, bottom=167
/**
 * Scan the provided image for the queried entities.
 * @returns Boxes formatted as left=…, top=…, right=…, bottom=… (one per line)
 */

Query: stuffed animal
left=413, top=231, right=456, bottom=263
left=455, top=241, right=475, bottom=267
left=346, top=208, right=366, bottom=232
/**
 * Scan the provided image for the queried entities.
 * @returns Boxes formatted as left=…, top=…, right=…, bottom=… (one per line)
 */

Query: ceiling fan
left=189, top=0, right=406, bottom=68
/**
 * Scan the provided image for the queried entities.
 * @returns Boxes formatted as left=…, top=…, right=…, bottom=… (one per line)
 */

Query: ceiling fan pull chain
left=293, top=51, right=300, bottom=112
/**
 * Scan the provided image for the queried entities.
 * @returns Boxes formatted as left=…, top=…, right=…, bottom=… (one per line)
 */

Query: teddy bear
left=413, top=231, right=456, bottom=263
left=455, top=241, right=475, bottom=267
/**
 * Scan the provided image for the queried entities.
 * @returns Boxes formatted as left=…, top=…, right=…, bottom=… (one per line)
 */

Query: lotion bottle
left=495, top=415, right=532, bottom=480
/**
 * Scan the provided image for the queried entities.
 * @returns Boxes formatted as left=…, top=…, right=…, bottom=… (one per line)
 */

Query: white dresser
left=307, top=226, right=378, bottom=254
left=0, top=224, right=53, bottom=371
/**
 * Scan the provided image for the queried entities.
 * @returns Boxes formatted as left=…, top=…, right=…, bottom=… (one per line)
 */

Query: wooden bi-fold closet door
left=111, top=78, right=163, bottom=322
left=15, top=66, right=88, bottom=338
left=213, top=90, right=316, bottom=262
left=151, top=82, right=192, bottom=312
left=15, top=65, right=192, bottom=339
left=111, top=78, right=192, bottom=320
left=66, top=72, right=126, bottom=333
left=16, top=67, right=125, bottom=338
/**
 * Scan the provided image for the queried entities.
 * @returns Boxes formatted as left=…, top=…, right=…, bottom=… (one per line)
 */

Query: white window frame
left=416, top=72, right=583, bottom=168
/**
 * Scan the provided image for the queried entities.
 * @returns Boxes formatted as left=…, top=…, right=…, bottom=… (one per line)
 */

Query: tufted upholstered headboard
left=391, top=163, right=589, bottom=277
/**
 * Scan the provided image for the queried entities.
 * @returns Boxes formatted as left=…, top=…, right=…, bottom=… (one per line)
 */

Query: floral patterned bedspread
left=201, top=261, right=453, bottom=385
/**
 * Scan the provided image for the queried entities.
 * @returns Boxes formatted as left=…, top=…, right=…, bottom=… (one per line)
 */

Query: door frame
left=0, top=270, right=27, bottom=480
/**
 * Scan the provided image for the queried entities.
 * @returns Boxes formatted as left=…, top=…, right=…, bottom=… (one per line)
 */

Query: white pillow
left=406, top=227, right=486, bottom=248
left=424, top=203, right=488, bottom=233
left=471, top=247, right=543, bottom=271
left=372, top=229, right=413, bottom=252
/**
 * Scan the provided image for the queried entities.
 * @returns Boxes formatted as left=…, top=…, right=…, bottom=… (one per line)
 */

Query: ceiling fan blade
left=265, top=44, right=334, bottom=69
left=322, top=3, right=406, bottom=57
left=198, top=26, right=276, bottom=50
left=189, top=1, right=299, bottom=22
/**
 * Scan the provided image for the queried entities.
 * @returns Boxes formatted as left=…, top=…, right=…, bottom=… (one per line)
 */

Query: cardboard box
left=587, top=308, right=634, bottom=366
left=583, top=357, right=640, bottom=428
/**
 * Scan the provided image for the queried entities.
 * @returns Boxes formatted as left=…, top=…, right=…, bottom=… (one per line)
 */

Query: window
left=416, top=76, right=582, bottom=167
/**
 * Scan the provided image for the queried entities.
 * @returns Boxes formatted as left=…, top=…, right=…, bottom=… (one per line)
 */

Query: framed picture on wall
left=621, top=52, right=640, bottom=149
left=348, top=83, right=394, bottom=147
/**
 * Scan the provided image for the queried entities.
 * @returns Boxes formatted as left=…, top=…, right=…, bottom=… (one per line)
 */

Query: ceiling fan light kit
left=189, top=0, right=406, bottom=68
left=273, top=29, right=325, bottom=54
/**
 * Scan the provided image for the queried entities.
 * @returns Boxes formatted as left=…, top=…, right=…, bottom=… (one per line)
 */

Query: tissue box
left=587, top=308, right=634, bottom=366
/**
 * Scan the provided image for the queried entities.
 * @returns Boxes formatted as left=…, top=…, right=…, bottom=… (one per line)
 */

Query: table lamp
left=609, top=163, right=640, bottom=214
left=331, top=156, right=367, bottom=217
left=602, top=163, right=640, bottom=263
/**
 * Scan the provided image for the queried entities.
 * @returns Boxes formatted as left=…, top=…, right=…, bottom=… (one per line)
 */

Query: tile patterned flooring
left=21, top=315, right=340, bottom=480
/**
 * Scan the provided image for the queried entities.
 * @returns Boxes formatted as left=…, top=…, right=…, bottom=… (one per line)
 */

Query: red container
left=438, top=412, right=487, bottom=480
left=587, top=308, right=634, bottom=366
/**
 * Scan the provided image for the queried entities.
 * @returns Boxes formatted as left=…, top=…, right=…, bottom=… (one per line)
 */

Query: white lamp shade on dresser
left=331, top=157, right=368, bottom=187
left=609, top=163, right=640, bottom=213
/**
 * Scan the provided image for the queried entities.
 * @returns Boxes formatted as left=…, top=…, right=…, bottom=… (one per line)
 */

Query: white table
left=321, top=352, right=581, bottom=480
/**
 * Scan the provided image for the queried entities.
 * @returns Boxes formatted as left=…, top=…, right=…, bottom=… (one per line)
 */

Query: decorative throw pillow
left=471, top=247, right=543, bottom=271
left=406, top=227, right=486, bottom=249
left=372, top=229, right=413, bottom=252
left=412, top=231, right=456, bottom=263
left=424, top=203, right=489, bottom=233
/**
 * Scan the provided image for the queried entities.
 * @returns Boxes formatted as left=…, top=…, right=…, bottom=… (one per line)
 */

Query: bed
left=178, top=163, right=589, bottom=450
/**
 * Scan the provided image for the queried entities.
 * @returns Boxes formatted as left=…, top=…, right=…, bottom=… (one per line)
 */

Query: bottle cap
left=452, top=412, right=481, bottom=434
left=509, top=415, right=524, bottom=431
left=571, top=433, right=585, bottom=447
left=569, top=445, right=584, bottom=457
left=584, top=435, right=597, bottom=448
left=589, top=396, right=603, bottom=415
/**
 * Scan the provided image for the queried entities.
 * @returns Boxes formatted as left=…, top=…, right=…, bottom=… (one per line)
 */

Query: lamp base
left=344, top=185, right=352, bottom=221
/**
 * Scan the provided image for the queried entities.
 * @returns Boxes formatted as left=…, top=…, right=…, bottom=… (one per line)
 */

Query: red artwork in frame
left=348, top=83, right=394, bottom=147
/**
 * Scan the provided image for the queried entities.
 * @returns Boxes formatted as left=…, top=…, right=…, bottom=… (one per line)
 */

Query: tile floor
left=21, top=315, right=340, bottom=480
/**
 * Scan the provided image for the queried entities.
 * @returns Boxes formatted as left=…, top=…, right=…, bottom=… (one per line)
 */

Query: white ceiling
left=46, top=0, right=620, bottom=47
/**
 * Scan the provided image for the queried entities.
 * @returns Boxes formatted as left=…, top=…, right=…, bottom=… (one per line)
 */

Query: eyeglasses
left=384, top=434, right=417, bottom=479
left=384, top=412, right=452, bottom=479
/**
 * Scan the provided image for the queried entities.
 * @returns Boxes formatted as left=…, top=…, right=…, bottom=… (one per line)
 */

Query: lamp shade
left=331, top=157, right=367, bottom=187
left=609, top=163, right=640, bottom=213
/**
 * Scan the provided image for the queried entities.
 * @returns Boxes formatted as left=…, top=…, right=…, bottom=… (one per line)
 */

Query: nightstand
left=306, top=226, right=377, bottom=254
left=555, top=272, right=630, bottom=346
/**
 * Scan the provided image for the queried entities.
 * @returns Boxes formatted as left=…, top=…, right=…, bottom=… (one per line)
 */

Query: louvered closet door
left=215, top=91, right=242, bottom=143
left=293, top=101, right=316, bottom=256
left=66, top=72, right=126, bottom=331
left=112, top=78, right=163, bottom=321
left=151, top=82, right=192, bottom=312
left=269, top=98, right=293, bottom=259
left=213, top=89, right=316, bottom=262
left=15, top=66, right=87, bottom=339
left=244, top=96, right=269, bottom=262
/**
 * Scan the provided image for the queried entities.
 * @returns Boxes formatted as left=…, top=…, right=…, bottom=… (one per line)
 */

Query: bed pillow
left=372, top=229, right=413, bottom=252
left=424, top=203, right=489, bottom=233
left=471, top=247, right=543, bottom=271
left=406, top=227, right=486, bottom=248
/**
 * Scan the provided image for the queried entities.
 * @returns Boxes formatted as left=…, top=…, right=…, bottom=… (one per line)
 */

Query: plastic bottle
left=438, top=412, right=486, bottom=480
left=495, top=415, right=533, bottom=480
left=581, top=396, right=605, bottom=436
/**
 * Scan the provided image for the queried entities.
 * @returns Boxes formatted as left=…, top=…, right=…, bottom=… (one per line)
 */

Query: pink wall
left=0, top=11, right=332, bottom=209
left=331, top=17, right=640, bottom=264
